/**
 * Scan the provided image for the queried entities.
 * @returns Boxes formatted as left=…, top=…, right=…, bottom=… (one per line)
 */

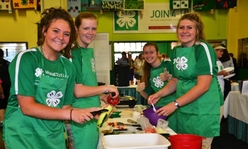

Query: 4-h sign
left=114, top=11, right=139, bottom=31
left=113, top=3, right=188, bottom=33
left=170, top=0, right=191, bottom=10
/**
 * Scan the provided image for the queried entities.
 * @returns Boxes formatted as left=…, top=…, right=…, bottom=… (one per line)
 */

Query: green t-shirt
left=7, top=47, right=76, bottom=107
left=4, top=47, right=76, bottom=149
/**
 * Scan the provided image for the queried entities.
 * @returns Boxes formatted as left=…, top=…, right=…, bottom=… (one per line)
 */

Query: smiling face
left=76, top=18, right=97, bottom=48
left=177, top=19, right=197, bottom=47
left=43, top=19, right=71, bottom=53
left=143, top=45, right=160, bottom=67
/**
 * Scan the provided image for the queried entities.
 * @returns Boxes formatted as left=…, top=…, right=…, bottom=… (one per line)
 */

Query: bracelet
left=104, top=85, right=109, bottom=94
left=174, top=100, right=180, bottom=108
left=70, top=109, right=73, bottom=120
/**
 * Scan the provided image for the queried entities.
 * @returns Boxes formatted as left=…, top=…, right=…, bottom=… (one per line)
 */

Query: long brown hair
left=37, top=7, right=76, bottom=58
left=141, top=42, right=159, bottom=87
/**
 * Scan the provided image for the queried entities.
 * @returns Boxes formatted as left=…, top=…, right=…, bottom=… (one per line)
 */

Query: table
left=231, top=84, right=239, bottom=91
left=98, top=106, right=176, bottom=149
left=224, top=91, right=248, bottom=143
left=116, top=85, right=147, bottom=105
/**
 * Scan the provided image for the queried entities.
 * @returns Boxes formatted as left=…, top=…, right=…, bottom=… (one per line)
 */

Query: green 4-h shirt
left=171, top=41, right=224, bottom=138
left=3, top=47, right=76, bottom=149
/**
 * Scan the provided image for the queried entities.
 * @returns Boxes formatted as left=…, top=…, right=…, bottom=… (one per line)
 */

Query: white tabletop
left=224, top=91, right=248, bottom=124
left=115, top=85, right=137, bottom=88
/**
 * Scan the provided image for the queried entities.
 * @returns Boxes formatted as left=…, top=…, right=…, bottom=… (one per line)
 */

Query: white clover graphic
left=153, top=76, right=164, bottom=88
left=35, top=68, right=43, bottom=77
left=46, top=90, right=63, bottom=107
left=173, top=56, right=188, bottom=71
left=91, top=58, right=96, bottom=73
left=116, top=11, right=136, bottom=29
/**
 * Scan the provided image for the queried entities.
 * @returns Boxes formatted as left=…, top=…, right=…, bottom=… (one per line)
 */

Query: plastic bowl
left=143, top=107, right=166, bottom=126
left=169, top=134, right=203, bottom=149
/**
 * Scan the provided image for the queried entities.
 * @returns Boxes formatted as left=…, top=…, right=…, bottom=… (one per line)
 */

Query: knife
left=123, top=123, right=141, bottom=127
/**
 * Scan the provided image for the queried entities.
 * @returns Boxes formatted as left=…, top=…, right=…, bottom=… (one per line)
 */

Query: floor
left=0, top=118, right=248, bottom=149
left=211, top=117, right=248, bottom=149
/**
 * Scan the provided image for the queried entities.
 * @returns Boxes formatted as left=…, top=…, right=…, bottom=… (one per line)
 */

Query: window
left=113, top=42, right=146, bottom=62
left=0, top=42, right=28, bottom=62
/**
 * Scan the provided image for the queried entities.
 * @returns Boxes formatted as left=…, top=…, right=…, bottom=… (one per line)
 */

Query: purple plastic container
left=143, top=107, right=167, bottom=126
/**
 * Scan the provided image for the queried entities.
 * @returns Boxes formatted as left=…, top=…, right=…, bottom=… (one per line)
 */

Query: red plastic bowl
left=143, top=107, right=166, bottom=126
left=169, top=134, right=204, bottom=149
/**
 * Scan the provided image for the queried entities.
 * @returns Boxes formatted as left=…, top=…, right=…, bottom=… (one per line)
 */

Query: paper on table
left=241, top=81, right=248, bottom=94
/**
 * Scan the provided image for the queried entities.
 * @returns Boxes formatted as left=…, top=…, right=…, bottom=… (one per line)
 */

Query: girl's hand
left=160, top=68, right=172, bottom=81
left=136, top=80, right=145, bottom=92
left=219, top=70, right=229, bottom=76
left=148, top=93, right=161, bottom=105
left=72, top=107, right=101, bottom=124
left=156, top=102, right=178, bottom=116
left=108, top=86, right=119, bottom=99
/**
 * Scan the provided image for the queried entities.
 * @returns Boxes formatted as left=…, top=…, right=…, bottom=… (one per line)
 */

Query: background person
left=116, top=52, right=129, bottom=65
left=128, top=52, right=135, bottom=85
left=229, top=53, right=237, bottom=73
left=0, top=79, right=4, bottom=99
left=148, top=12, right=223, bottom=149
left=134, top=53, right=144, bottom=82
left=213, top=44, right=229, bottom=95
left=3, top=7, right=101, bottom=149
left=0, top=49, right=10, bottom=126
left=66, top=12, right=119, bottom=149
left=219, top=44, right=234, bottom=99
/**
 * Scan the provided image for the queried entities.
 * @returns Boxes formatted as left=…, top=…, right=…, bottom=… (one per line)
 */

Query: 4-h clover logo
left=153, top=76, right=164, bottom=88
left=115, top=11, right=138, bottom=31
left=35, top=68, right=43, bottom=78
left=46, top=90, right=63, bottom=107
left=91, top=58, right=96, bottom=73
left=174, top=56, right=188, bottom=71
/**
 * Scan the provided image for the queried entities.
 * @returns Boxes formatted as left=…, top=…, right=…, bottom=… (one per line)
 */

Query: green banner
left=114, top=11, right=139, bottom=31
left=193, top=0, right=214, bottom=11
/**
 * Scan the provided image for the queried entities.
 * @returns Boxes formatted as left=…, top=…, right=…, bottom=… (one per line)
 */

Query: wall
left=0, top=0, right=228, bottom=48
left=227, top=0, right=248, bottom=58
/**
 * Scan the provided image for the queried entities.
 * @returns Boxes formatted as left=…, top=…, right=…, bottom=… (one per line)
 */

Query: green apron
left=148, top=62, right=177, bottom=132
left=4, top=53, right=68, bottom=149
left=71, top=47, right=100, bottom=149
left=173, top=46, right=221, bottom=137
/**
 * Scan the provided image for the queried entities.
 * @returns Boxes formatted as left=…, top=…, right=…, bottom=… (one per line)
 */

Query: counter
left=98, top=105, right=176, bottom=149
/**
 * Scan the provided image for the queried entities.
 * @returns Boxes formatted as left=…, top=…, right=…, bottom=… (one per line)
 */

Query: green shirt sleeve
left=195, top=43, right=217, bottom=76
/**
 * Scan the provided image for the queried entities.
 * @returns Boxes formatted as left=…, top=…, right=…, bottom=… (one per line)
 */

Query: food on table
left=144, top=127, right=156, bottom=133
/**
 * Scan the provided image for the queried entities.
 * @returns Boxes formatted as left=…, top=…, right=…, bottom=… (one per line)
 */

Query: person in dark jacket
left=0, top=49, right=10, bottom=126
